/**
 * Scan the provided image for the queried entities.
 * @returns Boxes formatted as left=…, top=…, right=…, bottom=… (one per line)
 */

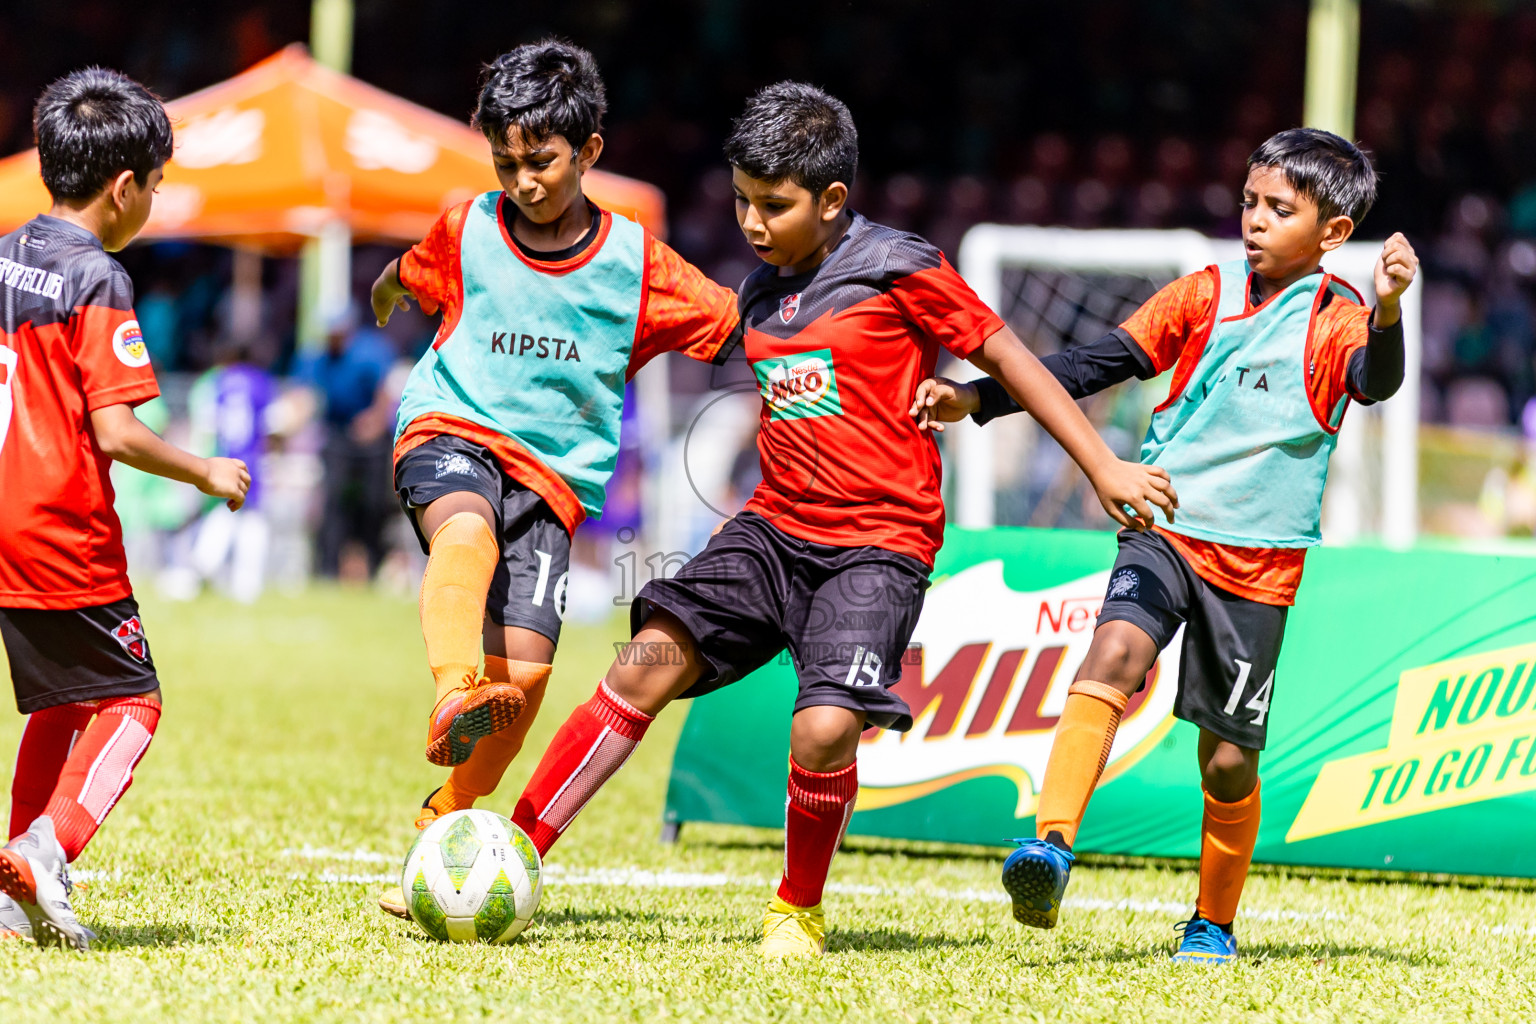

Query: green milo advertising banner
left=663, top=527, right=1536, bottom=877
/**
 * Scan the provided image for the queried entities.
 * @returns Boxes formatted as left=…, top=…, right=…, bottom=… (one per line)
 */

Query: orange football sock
left=419, top=512, right=499, bottom=702
left=433, top=658, right=552, bottom=812
left=1034, top=680, right=1129, bottom=848
left=1195, top=780, right=1261, bottom=926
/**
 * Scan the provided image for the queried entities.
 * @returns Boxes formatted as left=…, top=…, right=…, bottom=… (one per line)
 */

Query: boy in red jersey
left=368, top=41, right=740, bottom=920
left=912, top=128, right=1418, bottom=963
left=0, top=68, right=250, bottom=948
left=508, top=83, right=1177, bottom=958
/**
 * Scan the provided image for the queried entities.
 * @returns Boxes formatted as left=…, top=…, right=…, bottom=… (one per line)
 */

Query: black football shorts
left=1, top=596, right=160, bottom=714
left=632, top=511, right=930, bottom=731
left=1096, top=528, right=1288, bottom=750
left=395, top=434, right=571, bottom=644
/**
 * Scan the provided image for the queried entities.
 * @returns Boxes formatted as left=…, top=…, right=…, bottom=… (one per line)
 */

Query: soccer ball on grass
left=400, top=809, right=542, bottom=943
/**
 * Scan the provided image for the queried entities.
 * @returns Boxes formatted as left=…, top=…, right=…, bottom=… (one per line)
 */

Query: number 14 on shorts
left=1223, top=658, right=1274, bottom=726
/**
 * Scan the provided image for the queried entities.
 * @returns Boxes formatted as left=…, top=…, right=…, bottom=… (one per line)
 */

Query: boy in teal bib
left=367, top=41, right=740, bottom=920
left=914, top=129, right=1419, bottom=962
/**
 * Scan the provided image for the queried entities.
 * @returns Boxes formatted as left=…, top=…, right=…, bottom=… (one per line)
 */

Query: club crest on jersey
left=112, top=320, right=151, bottom=368
left=435, top=453, right=476, bottom=479
left=753, top=348, right=844, bottom=421
left=778, top=292, right=802, bottom=324
left=112, top=615, right=149, bottom=663
left=1108, top=568, right=1140, bottom=600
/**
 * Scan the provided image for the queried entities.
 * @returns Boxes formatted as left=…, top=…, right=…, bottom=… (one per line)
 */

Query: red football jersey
left=740, top=213, right=1004, bottom=565
left=0, top=216, right=158, bottom=609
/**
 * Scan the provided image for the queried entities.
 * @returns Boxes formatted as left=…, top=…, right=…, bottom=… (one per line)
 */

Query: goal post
left=953, top=224, right=1422, bottom=548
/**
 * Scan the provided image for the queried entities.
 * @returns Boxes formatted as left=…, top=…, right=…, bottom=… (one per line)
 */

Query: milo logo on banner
left=855, top=561, right=1179, bottom=816
left=1288, top=642, right=1536, bottom=842
left=754, top=348, right=843, bottom=421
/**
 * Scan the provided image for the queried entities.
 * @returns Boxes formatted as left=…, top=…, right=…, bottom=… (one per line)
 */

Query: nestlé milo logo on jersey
left=754, top=348, right=843, bottom=421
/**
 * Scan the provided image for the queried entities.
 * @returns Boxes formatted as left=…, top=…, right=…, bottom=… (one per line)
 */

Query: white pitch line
left=279, top=849, right=1341, bottom=922
left=281, top=845, right=394, bottom=864
left=296, top=872, right=398, bottom=884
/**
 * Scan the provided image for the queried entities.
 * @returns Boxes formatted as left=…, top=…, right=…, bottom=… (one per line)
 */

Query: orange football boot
left=425, top=673, right=526, bottom=767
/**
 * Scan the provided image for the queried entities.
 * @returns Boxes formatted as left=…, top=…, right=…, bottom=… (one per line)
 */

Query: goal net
left=950, top=225, right=1422, bottom=548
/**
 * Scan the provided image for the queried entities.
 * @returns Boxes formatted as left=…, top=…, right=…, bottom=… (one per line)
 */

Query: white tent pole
left=228, top=246, right=263, bottom=341
left=298, top=0, right=355, bottom=350
left=1304, top=0, right=1360, bottom=138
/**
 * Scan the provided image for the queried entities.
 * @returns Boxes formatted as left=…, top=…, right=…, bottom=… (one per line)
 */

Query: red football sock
left=512, top=681, right=652, bottom=857
left=42, top=696, right=161, bottom=862
left=10, top=702, right=96, bottom=840
left=777, top=758, right=858, bottom=909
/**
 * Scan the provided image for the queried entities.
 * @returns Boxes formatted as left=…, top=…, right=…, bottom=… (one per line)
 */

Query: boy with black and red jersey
left=508, top=82, right=1177, bottom=958
left=0, top=68, right=250, bottom=948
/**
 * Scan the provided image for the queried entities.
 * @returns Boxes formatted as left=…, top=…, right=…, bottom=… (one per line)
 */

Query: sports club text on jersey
left=0, top=256, right=65, bottom=300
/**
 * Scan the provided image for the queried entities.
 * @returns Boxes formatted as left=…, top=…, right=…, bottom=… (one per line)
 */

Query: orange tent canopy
left=0, top=45, right=666, bottom=248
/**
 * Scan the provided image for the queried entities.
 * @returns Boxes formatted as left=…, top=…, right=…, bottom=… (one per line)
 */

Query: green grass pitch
left=2, top=588, right=1534, bottom=1022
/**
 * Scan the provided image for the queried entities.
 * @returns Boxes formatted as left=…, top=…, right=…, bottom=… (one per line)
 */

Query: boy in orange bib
left=913, top=128, right=1418, bottom=963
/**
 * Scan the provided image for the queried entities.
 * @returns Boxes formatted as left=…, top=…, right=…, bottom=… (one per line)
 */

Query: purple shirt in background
left=209, top=363, right=276, bottom=509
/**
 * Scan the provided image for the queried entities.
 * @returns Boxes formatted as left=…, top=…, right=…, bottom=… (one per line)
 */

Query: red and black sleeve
left=72, top=269, right=158, bottom=411
left=883, top=239, right=1004, bottom=359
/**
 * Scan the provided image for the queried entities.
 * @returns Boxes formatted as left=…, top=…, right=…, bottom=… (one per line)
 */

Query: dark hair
left=473, top=40, right=606, bottom=149
left=35, top=68, right=173, bottom=201
left=1247, top=128, right=1377, bottom=224
left=723, top=82, right=858, bottom=197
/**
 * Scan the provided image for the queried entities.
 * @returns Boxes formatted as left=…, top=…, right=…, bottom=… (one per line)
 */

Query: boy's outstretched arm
left=911, top=328, right=1155, bottom=430
left=1350, top=232, right=1418, bottom=401
left=961, top=325, right=1178, bottom=530
left=90, top=403, right=250, bottom=510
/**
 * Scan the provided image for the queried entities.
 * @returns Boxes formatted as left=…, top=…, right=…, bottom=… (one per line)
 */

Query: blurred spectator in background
left=136, top=278, right=182, bottom=370
left=163, top=341, right=278, bottom=601
left=1480, top=448, right=1536, bottom=537
left=295, top=307, right=398, bottom=580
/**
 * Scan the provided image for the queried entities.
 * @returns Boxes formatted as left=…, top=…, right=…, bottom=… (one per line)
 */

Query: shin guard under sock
left=511, top=681, right=652, bottom=857
left=10, top=702, right=96, bottom=841
left=420, top=512, right=499, bottom=702
left=1034, top=680, right=1129, bottom=848
left=777, top=758, right=858, bottom=908
left=434, top=658, right=552, bottom=812
left=42, top=696, right=161, bottom=862
left=1195, top=780, right=1261, bottom=926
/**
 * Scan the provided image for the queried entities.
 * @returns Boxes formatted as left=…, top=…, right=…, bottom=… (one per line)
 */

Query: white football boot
left=0, top=816, right=94, bottom=949
left=0, top=891, right=31, bottom=940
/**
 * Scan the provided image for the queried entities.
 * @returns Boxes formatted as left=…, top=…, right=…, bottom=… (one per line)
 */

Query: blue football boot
left=1000, top=838, right=1074, bottom=929
left=1171, top=915, right=1239, bottom=964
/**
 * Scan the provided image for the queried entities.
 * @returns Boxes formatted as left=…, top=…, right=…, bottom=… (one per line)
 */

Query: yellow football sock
left=419, top=512, right=499, bottom=703
left=1034, top=680, right=1129, bottom=847
left=435, top=657, right=552, bottom=810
